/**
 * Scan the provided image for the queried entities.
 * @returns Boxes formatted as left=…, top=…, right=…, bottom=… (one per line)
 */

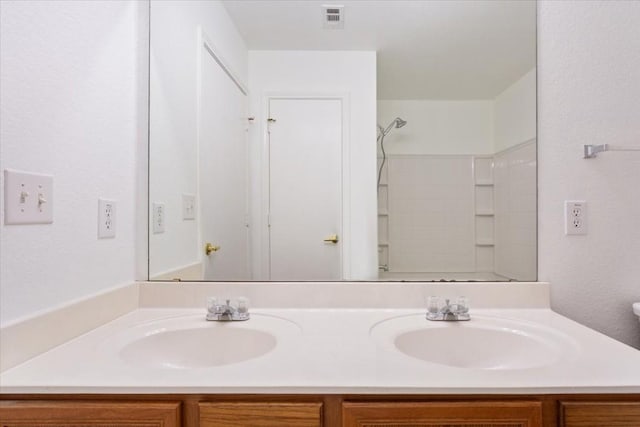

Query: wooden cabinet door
left=560, top=401, right=640, bottom=427
left=342, top=401, right=542, bottom=427
left=0, top=401, right=181, bottom=427
left=199, top=402, right=322, bottom=427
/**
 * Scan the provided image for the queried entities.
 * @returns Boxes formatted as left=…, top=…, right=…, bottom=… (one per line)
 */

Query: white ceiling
left=222, top=0, right=536, bottom=100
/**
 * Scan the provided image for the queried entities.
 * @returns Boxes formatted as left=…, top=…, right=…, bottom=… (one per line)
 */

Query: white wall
left=538, top=0, right=640, bottom=348
left=148, top=1, right=248, bottom=277
left=0, top=1, right=146, bottom=324
left=494, top=69, right=537, bottom=153
left=378, top=70, right=535, bottom=158
left=248, top=51, right=378, bottom=280
left=377, top=101, right=494, bottom=155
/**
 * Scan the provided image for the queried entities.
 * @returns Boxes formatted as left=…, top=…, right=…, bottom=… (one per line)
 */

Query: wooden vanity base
left=2, top=393, right=640, bottom=427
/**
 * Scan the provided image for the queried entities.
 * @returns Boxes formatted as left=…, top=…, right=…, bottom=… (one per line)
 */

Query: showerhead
left=377, top=117, right=407, bottom=190
left=379, top=117, right=408, bottom=137
left=377, top=116, right=408, bottom=191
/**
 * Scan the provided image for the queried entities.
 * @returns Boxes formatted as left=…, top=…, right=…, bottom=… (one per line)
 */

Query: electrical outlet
left=182, top=194, right=196, bottom=220
left=152, top=202, right=165, bottom=234
left=565, top=200, right=587, bottom=235
left=98, top=199, right=116, bottom=238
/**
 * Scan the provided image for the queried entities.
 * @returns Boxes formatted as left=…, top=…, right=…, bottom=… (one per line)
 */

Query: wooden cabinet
left=0, top=401, right=181, bottom=427
left=3, top=395, right=640, bottom=427
left=342, top=401, right=542, bottom=427
left=560, top=401, right=640, bottom=427
left=199, top=402, right=322, bottom=427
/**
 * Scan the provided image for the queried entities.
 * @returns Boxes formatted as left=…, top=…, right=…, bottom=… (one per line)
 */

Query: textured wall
left=0, top=1, right=146, bottom=324
left=538, top=0, right=640, bottom=348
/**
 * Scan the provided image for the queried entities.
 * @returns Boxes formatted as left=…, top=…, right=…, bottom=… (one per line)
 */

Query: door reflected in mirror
left=148, top=0, right=537, bottom=282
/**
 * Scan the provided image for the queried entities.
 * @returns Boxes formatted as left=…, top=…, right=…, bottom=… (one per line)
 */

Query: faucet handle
left=427, top=296, right=441, bottom=315
left=237, top=297, right=249, bottom=314
left=456, top=296, right=469, bottom=313
left=207, top=296, right=219, bottom=313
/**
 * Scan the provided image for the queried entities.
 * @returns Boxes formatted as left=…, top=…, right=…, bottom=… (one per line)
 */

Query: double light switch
left=3, top=169, right=53, bottom=224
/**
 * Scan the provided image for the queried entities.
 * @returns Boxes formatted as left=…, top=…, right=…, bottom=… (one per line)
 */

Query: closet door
left=198, top=34, right=250, bottom=281
left=268, top=98, right=343, bottom=281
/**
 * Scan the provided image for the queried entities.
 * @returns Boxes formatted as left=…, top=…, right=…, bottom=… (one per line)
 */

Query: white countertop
left=2, top=307, right=640, bottom=394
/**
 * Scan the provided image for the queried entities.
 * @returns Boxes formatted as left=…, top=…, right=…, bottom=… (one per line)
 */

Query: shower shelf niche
left=474, top=156, right=495, bottom=273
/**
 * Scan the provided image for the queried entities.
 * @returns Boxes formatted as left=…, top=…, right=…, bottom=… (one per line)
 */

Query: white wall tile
left=474, top=157, right=494, bottom=183
left=494, top=141, right=537, bottom=280
left=387, top=156, right=475, bottom=272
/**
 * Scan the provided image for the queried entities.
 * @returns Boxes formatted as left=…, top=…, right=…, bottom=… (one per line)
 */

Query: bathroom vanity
left=1, top=283, right=639, bottom=427
left=3, top=394, right=640, bottom=426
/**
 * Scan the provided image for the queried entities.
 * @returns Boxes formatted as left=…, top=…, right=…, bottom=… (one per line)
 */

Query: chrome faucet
left=206, top=297, right=250, bottom=321
left=426, top=296, right=470, bottom=321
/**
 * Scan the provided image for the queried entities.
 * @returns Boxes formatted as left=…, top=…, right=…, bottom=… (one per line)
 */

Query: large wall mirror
left=149, top=0, right=537, bottom=282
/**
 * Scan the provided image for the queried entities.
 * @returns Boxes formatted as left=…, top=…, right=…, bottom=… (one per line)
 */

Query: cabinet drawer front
left=0, top=401, right=181, bottom=427
left=199, top=402, right=322, bottom=427
left=342, top=401, right=542, bottom=427
left=560, top=401, right=640, bottom=427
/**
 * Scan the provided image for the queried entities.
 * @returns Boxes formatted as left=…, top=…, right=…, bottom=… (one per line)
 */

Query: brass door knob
left=323, top=234, right=339, bottom=244
left=205, top=243, right=221, bottom=255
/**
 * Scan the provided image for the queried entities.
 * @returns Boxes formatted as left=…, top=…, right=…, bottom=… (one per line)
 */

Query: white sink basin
left=104, top=313, right=300, bottom=369
left=371, top=314, right=579, bottom=370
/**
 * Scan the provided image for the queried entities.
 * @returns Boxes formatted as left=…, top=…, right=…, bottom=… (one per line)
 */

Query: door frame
left=196, top=26, right=250, bottom=277
left=261, top=94, right=351, bottom=280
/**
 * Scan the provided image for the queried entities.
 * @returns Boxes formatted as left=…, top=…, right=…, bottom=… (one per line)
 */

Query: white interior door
left=198, top=41, right=249, bottom=280
left=268, top=98, right=343, bottom=281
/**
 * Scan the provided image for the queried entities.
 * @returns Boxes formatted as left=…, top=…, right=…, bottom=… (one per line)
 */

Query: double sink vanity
left=1, top=282, right=639, bottom=426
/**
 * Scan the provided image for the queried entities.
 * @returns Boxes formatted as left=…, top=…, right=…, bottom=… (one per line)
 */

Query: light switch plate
left=182, top=194, right=196, bottom=220
left=3, top=169, right=53, bottom=224
left=98, top=199, right=116, bottom=238
left=152, top=202, right=165, bottom=234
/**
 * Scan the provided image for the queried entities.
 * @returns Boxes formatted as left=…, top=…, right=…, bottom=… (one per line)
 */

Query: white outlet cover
left=4, top=169, right=54, bottom=225
left=98, top=199, right=116, bottom=238
left=153, top=202, right=165, bottom=234
left=182, top=194, right=196, bottom=220
left=565, top=200, right=587, bottom=235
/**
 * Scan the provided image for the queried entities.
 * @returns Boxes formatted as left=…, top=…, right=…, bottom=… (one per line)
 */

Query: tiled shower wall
left=494, top=140, right=537, bottom=280
left=382, top=155, right=476, bottom=273
left=380, top=150, right=535, bottom=280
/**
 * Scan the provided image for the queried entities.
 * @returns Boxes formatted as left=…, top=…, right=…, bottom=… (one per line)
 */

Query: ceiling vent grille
left=322, top=5, right=344, bottom=30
